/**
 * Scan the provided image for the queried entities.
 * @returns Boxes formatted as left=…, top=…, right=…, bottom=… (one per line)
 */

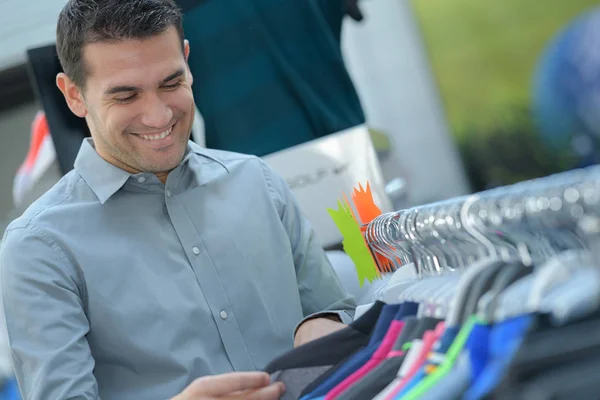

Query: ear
left=183, top=39, right=193, bottom=86
left=56, top=73, right=88, bottom=118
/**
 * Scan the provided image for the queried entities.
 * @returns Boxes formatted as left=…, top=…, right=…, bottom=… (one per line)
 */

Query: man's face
left=58, top=27, right=195, bottom=178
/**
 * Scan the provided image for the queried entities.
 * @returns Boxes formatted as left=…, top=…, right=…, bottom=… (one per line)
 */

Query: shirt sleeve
left=260, top=161, right=357, bottom=328
left=0, top=225, right=99, bottom=400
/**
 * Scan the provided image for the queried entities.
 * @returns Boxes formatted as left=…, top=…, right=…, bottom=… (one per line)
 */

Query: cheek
left=105, top=107, right=140, bottom=136
left=169, top=87, right=195, bottom=114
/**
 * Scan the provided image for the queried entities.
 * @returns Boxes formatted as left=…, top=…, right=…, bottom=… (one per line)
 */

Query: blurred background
left=1, top=0, right=600, bottom=231
left=0, top=0, right=599, bottom=397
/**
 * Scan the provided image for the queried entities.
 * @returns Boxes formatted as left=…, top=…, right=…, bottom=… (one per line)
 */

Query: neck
left=155, top=172, right=169, bottom=184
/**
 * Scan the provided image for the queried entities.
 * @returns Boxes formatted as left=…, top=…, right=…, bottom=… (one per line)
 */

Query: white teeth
left=139, top=127, right=172, bottom=141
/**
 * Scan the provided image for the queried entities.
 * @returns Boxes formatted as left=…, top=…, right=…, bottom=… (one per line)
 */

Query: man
left=0, top=0, right=356, bottom=399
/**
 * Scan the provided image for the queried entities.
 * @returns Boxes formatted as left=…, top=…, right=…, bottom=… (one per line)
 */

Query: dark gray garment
left=270, top=366, right=333, bottom=400
left=499, top=356, right=600, bottom=400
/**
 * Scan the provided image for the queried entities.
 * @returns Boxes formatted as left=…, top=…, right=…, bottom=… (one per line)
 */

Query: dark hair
left=56, top=0, right=184, bottom=89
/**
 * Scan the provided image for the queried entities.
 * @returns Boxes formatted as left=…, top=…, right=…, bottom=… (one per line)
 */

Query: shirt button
left=137, top=176, right=146, bottom=184
left=166, top=189, right=172, bottom=198
left=220, top=310, right=228, bottom=320
left=192, top=246, right=200, bottom=255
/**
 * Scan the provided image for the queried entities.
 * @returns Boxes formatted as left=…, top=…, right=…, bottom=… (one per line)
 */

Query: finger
left=230, top=382, right=286, bottom=400
left=195, top=372, right=270, bottom=396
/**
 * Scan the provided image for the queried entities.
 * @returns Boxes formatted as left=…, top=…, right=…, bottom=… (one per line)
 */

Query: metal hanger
left=361, top=164, right=600, bottom=325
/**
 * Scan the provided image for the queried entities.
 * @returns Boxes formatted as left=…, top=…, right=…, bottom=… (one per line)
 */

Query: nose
left=140, top=94, right=173, bottom=129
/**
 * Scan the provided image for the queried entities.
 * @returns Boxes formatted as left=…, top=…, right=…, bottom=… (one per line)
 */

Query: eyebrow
left=161, top=68, right=185, bottom=84
left=104, top=68, right=186, bottom=96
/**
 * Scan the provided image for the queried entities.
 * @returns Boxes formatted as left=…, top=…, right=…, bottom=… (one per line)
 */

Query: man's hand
left=294, top=316, right=346, bottom=348
left=171, top=372, right=285, bottom=400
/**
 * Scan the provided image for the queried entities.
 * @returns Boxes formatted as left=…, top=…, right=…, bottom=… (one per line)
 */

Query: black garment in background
left=496, top=357, right=600, bottom=400
left=489, top=312, right=600, bottom=399
left=337, top=317, right=441, bottom=400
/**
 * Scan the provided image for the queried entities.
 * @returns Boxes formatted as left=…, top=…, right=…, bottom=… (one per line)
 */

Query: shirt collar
left=74, top=138, right=229, bottom=204
left=74, top=139, right=132, bottom=204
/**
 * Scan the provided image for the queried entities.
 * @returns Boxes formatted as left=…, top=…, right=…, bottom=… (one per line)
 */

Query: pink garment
left=384, top=322, right=446, bottom=400
left=325, top=320, right=405, bottom=400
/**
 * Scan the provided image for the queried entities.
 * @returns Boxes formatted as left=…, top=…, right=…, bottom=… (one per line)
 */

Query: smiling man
left=0, top=0, right=356, bottom=399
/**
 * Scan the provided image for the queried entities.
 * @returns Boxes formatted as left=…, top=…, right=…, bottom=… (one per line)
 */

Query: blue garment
left=368, top=304, right=404, bottom=346
left=0, top=378, right=20, bottom=400
left=301, top=302, right=418, bottom=399
left=466, top=323, right=492, bottom=381
left=464, top=315, right=533, bottom=400
left=393, top=326, right=460, bottom=399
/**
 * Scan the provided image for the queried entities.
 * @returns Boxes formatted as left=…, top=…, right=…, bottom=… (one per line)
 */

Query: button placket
left=165, top=198, right=255, bottom=370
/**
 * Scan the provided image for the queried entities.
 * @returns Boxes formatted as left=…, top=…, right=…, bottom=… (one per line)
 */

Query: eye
left=162, top=81, right=181, bottom=90
left=115, top=94, right=137, bottom=104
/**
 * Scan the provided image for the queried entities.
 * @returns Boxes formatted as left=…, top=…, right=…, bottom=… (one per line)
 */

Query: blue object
left=533, top=6, right=600, bottom=163
left=466, top=323, right=492, bottom=381
left=0, top=378, right=21, bottom=400
left=464, top=315, right=533, bottom=400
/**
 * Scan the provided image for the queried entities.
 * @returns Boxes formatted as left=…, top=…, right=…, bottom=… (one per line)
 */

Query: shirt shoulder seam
left=257, top=158, right=281, bottom=206
left=6, top=174, right=84, bottom=232
left=4, top=222, right=87, bottom=302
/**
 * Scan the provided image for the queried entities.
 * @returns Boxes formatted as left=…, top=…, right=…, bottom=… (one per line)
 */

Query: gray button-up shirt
left=0, top=139, right=355, bottom=400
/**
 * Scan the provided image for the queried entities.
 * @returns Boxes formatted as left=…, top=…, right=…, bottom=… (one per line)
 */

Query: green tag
left=327, top=199, right=380, bottom=287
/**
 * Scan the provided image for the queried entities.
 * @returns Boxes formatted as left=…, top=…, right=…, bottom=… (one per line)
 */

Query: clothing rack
left=365, top=165, right=600, bottom=278
left=267, top=166, right=600, bottom=400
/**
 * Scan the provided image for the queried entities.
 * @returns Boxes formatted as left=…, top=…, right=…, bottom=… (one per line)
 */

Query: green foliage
left=409, top=0, right=597, bottom=190
left=458, top=105, right=579, bottom=191
left=410, top=0, right=599, bottom=139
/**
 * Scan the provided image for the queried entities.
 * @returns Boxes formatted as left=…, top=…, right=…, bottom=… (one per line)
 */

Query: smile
left=137, top=126, right=173, bottom=141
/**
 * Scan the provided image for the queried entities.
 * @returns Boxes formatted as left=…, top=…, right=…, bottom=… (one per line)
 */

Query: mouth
left=135, top=125, right=174, bottom=141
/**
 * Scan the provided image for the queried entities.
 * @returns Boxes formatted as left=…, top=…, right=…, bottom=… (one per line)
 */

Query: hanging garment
left=265, top=301, right=385, bottom=400
left=463, top=315, right=534, bottom=400
left=490, top=312, right=600, bottom=398
left=297, top=303, right=405, bottom=397
left=300, top=303, right=418, bottom=399
left=322, top=320, right=406, bottom=399
left=335, top=317, right=441, bottom=400
left=181, top=0, right=365, bottom=157
left=374, top=323, right=445, bottom=400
